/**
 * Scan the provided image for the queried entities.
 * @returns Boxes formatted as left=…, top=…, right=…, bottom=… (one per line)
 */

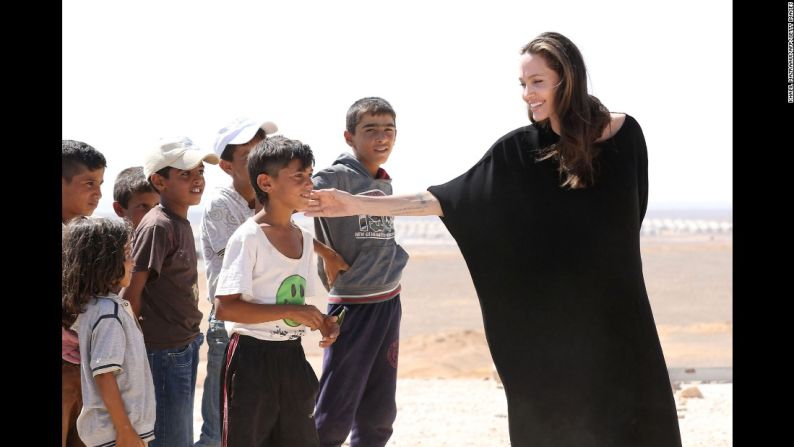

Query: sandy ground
left=192, top=379, right=731, bottom=446
left=190, top=232, right=732, bottom=445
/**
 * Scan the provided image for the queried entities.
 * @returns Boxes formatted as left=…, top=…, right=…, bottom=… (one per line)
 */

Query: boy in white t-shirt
left=215, top=135, right=339, bottom=447
left=197, top=118, right=348, bottom=447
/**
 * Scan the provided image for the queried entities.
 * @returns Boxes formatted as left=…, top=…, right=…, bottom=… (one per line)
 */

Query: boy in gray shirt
left=312, top=97, right=408, bottom=447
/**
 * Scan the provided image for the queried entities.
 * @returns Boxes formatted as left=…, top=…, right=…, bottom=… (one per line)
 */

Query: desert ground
left=190, top=231, right=732, bottom=445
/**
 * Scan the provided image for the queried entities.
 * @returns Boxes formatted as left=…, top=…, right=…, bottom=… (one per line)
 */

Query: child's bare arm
left=312, top=239, right=350, bottom=287
left=119, top=271, right=150, bottom=318
left=215, top=294, right=326, bottom=330
left=94, top=373, right=145, bottom=447
left=306, top=190, right=443, bottom=217
left=62, top=326, right=81, bottom=363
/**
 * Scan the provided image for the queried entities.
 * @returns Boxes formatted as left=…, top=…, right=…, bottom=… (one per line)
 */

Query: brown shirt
left=132, top=205, right=202, bottom=350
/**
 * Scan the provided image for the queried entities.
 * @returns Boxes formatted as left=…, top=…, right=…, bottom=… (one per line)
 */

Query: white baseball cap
left=143, top=137, right=219, bottom=179
left=213, top=117, right=279, bottom=157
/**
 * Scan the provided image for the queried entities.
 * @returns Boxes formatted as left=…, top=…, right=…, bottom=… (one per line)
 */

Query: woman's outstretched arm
left=305, top=189, right=443, bottom=217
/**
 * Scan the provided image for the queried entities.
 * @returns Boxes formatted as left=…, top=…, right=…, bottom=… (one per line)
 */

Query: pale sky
left=63, top=0, right=732, bottom=217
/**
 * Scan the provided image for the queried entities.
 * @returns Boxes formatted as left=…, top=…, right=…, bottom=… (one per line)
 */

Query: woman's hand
left=305, top=189, right=356, bottom=217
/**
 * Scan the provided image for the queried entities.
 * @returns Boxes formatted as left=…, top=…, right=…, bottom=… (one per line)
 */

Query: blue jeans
left=195, top=310, right=230, bottom=447
left=147, top=333, right=204, bottom=447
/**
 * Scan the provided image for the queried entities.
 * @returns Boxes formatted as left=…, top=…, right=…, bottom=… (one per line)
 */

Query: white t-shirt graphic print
left=215, top=218, right=317, bottom=341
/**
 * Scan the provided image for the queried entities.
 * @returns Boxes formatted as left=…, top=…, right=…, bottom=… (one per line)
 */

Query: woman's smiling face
left=519, top=52, right=561, bottom=129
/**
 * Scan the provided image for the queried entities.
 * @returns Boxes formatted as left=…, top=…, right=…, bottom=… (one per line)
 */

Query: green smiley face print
left=276, top=274, right=306, bottom=327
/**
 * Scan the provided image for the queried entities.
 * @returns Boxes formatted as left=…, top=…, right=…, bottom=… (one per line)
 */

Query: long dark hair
left=62, top=218, right=132, bottom=328
left=521, top=32, right=612, bottom=189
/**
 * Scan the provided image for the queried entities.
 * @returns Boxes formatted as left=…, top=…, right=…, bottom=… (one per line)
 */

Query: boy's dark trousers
left=220, top=334, right=320, bottom=447
left=314, top=296, right=402, bottom=447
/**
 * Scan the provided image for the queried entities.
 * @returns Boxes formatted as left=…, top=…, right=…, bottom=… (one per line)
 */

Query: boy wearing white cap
left=120, top=136, right=219, bottom=447
left=195, top=118, right=274, bottom=447
left=196, top=119, right=349, bottom=447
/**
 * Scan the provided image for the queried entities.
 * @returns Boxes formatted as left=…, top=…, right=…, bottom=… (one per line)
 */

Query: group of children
left=62, top=97, right=407, bottom=447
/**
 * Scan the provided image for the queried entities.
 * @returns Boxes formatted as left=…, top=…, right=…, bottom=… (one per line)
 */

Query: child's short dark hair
left=113, top=166, right=157, bottom=208
left=62, top=140, right=107, bottom=182
left=62, top=217, right=132, bottom=328
left=345, top=97, right=396, bottom=134
left=146, top=166, right=173, bottom=192
left=248, top=135, right=314, bottom=205
left=220, top=128, right=267, bottom=162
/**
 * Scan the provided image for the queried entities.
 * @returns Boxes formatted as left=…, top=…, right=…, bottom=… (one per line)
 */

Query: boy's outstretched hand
left=305, top=189, right=355, bottom=217
left=318, top=315, right=340, bottom=348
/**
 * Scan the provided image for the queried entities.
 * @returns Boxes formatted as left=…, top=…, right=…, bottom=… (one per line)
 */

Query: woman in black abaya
left=307, top=31, right=681, bottom=447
